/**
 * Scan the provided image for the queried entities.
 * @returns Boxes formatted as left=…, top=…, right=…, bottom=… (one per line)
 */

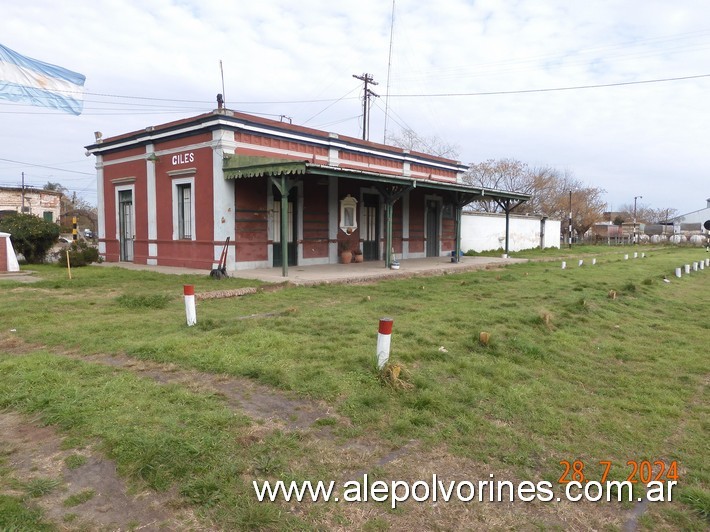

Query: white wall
left=461, top=212, right=561, bottom=252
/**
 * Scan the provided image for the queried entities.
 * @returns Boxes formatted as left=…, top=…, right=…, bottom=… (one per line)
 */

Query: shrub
left=0, top=213, right=60, bottom=263
left=59, top=241, right=99, bottom=267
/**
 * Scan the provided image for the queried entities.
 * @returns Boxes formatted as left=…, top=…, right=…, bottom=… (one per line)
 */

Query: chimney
left=217, top=93, right=224, bottom=110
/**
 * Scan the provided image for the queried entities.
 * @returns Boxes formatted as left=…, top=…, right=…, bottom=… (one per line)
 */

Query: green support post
left=454, top=205, right=462, bottom=262
left=280, top=175, right=289, bottom=278
left=504, top=199, right=510, bottom=257
left=385, top=201, right=393, bottom=268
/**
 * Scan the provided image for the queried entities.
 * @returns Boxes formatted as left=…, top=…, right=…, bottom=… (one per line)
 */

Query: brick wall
left=0, top=236, right=7, bottom=271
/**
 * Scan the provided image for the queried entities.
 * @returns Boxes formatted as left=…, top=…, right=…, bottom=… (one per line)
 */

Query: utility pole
left=633, top=195, right=642, bottom=244
left=21, top=172, right=25, bottom=213
left=353, top=73, right=379, bottom=141
left=569, top=190, right=572, bottom=249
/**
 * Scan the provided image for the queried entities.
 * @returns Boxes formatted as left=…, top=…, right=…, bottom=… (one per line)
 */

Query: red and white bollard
left=376, top=318, right=393, bottom=370
left=184, top=285, right=197, bottom=326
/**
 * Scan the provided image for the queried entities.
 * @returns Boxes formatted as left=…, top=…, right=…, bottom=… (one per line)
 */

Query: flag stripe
left=0, top=43, right=86, bottom=115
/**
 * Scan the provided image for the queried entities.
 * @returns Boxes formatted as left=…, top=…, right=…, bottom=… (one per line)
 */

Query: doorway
left=425, top=200, right=440, bottom=257
left=118, top=189, right=134, bottom=262
left=362, top=193, right=380, bottom=261
left=272, top=187, right=297, bottom=268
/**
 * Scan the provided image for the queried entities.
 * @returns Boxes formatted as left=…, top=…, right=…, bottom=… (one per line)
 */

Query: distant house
left=592, top=222, right=622, bottom=241
left=0, top=187, right=62, bottom=222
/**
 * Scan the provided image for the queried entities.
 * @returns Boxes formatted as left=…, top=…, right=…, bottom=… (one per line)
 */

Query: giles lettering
left=171, top=152, right=195, bottom=165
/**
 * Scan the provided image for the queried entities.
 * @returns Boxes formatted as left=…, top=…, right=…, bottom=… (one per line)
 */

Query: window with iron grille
left=177, top=183, right=192, bottom=239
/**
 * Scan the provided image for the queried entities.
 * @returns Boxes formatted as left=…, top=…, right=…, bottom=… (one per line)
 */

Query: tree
left=464, top=159, right=534, bottom=212
left=463, top=158, right=607, bottom=238
left=618, top=203, right=678, bottom=224
left=0, top=213, right=60, bottom=263
left=386, top=128, right=460, bottom=159
left=44, top=181, right=67, bottom=193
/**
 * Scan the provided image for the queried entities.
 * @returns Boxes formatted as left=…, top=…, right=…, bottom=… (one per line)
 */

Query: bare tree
left=618, top=203, right=678, bottom=224
left=463, top=158, right=607, bottom=237
left=463, top=159, right=534, bottom=211
left=386, top=128, right=460, bottom=159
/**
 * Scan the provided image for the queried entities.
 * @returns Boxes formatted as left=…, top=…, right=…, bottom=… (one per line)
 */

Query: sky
left=1, top=0, right=709, bottom=216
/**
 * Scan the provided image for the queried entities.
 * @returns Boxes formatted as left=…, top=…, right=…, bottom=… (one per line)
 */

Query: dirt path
left=0, top=335, right=670, bottom=530
left=0, top=411, right=204, bottom=531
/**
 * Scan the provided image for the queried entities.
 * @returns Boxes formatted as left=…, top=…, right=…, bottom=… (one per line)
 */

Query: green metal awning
left=223, top=154, right=307, bottom=179
left=222, top=155, right=531, bottom=203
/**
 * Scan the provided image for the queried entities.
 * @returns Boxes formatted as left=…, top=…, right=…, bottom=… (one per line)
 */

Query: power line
left=387, top=73, right=710, bottom=98
left=0, top=158, right=94, bottom=176
left=302, top=84, right=361, bottom=125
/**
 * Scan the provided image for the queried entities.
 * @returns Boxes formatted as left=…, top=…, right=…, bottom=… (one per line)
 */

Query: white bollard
left=642, top=253, right=645, bottom=258
left=624, top=254, right=629, bottom=260
left=578, top=259, right=584, bottom=267
left=693, top=262, right=698, bottom=271
left=184, top=284, right=197, bottom=326
left=706, top=258, right=709, bottom=267
left=376, top=318, right=394, bottom=370
left=675, top=267, right=682, bottom=278
left=633, top=252, right=638, bottom=259
left=592, top=258, right=596, bottom=265
left=685, top=264, right=691, bottom=274
left=700, top=261, right=704, bottom=270
left=561, top=261, right=566, bottom=269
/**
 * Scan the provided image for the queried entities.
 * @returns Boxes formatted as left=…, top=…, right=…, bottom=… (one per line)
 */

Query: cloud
left=1, top=0, right=708, bottom=213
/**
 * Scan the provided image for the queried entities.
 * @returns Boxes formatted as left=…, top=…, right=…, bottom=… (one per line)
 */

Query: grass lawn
left=0, top=246, right=708, bottom=530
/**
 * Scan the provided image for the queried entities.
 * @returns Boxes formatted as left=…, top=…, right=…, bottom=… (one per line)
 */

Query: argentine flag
left=0, top=43, right=86, bottom=115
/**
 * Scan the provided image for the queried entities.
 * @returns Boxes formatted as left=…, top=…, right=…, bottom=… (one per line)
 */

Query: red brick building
left=86, top=108, right=528, bottom=275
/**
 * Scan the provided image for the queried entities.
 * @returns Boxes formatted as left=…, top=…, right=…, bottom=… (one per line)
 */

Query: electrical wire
left=387, top=73, right=710, bottom=98
left=0, top=158, right=94, bottom=175
left=302, top=84, right=362, bottom=125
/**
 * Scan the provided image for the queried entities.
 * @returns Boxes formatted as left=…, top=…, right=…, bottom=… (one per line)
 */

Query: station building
left=86, top=107, right=529, bottom=275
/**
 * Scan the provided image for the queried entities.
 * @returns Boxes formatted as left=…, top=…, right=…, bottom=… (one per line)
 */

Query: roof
left=222, top=154, right=531, bottom=203
left=85, top=109, right=466, bottom=172
left=0, top=186, right=63, bottom=197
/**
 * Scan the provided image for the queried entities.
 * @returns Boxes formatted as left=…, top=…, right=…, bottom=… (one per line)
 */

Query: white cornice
left=88, top=116, right=466, bottom=173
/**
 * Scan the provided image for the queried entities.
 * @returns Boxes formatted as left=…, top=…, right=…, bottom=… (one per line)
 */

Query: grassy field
left=0, top=246, right=708, bottom=530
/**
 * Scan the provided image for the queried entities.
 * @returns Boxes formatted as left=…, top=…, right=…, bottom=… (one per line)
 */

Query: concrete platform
left=0, top=270, right=40, bottom=283
left=94, top=256, right=526, bottom=286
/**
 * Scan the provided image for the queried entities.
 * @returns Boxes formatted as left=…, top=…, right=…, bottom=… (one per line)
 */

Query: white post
left=685, top=264, right=691, bottom=274
left=624, top=254, right=629, bottom=260
left=561, top=261, right=566, bottom=269
left=633, top=252, right=638, bottom=258
left=693, top=262, right=698, bottom=271
left=641, top=253, right=645, bottom=258
left=578, top=259, right=584, bottom=267
left=675, top=267, right=682, bottom=278
left=700, top=261, right=704, bottom=270
left=376, top=318, right=393, bottom=370
left=184, top=285, right=197, bottom=326
left=592, top=258, right=596, bottom=265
